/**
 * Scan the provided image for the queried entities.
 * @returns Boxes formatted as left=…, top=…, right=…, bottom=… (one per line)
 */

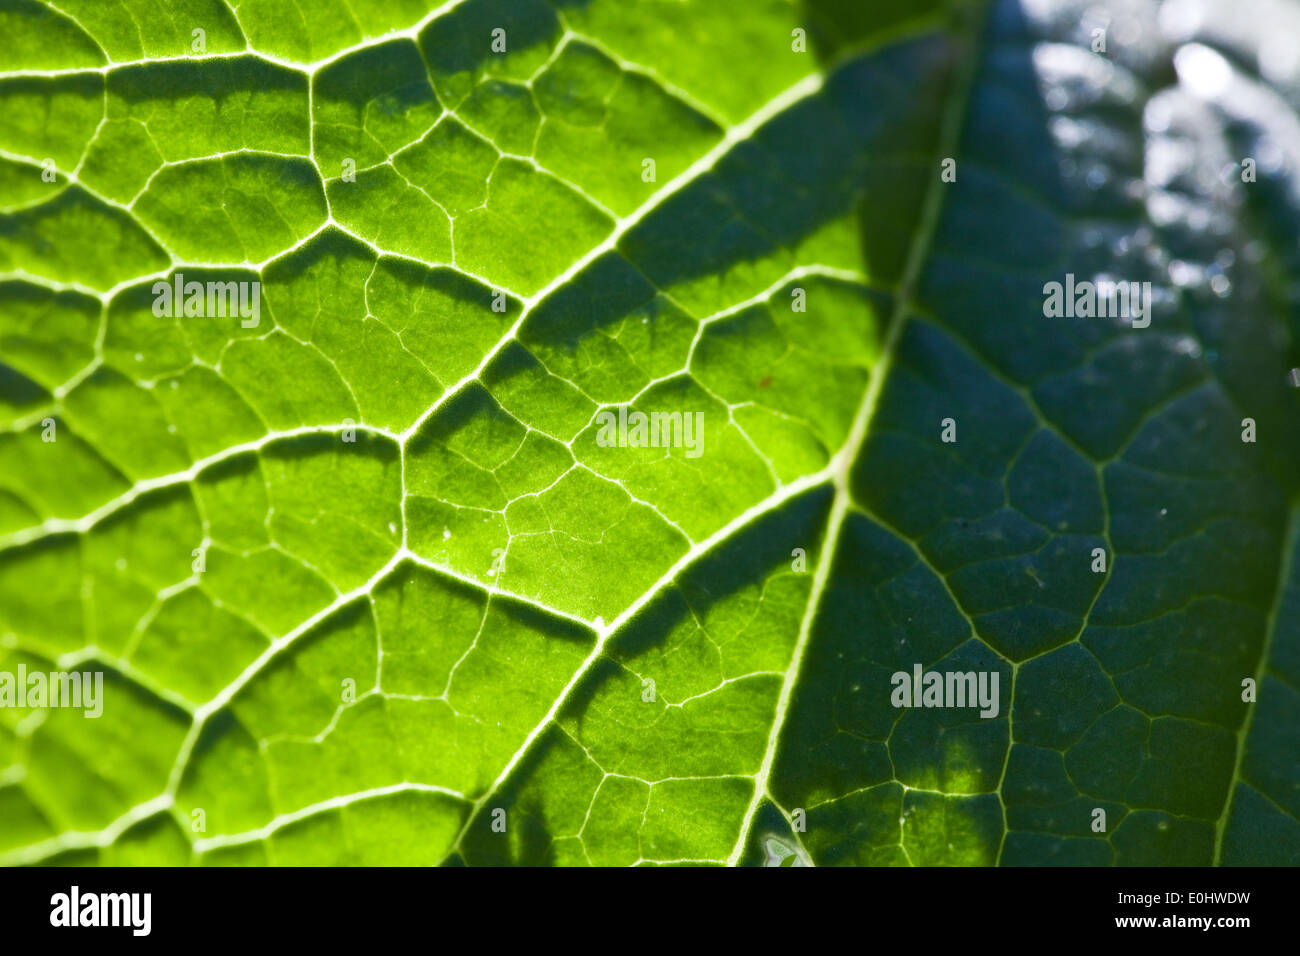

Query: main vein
left=726, top=0, right=990, bottom=866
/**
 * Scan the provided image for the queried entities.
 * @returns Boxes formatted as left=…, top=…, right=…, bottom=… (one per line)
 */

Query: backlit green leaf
left=0, top=0, right=1297, bottom=866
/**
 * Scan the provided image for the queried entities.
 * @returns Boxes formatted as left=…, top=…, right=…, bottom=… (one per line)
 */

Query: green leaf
left=0, top=0, right=1297, bottom=867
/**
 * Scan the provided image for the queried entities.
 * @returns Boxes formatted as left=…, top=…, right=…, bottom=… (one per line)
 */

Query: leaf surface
left=0, top=0, right=1297, bottom=866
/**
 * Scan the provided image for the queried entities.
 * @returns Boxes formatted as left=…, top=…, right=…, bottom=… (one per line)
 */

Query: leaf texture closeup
left=0, top=0, right=1298, bottom=866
